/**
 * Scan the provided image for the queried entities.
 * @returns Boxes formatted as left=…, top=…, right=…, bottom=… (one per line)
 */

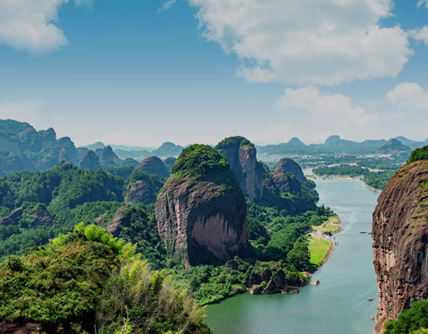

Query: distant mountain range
left=256, top=135, right=428, bottom=155
left=0, top=119, right=425, bottom=174
left=83, top=141, right=185, bottom=160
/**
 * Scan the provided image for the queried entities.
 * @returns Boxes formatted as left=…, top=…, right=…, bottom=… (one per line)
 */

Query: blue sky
left=0, top=0, right=427, bottom=147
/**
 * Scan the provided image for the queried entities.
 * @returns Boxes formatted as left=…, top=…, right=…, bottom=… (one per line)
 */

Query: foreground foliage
left=0, top=223, right=211, bottom=334
left=385, top=300, right=428, bottom=334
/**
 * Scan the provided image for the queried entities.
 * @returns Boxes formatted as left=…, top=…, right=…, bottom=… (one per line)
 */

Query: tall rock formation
left=135, top=156, right=169, bottom=179
left=80, top=150, right=100, bottom=170
left=216, top=136, right=264, bottom=199
left=373, top=159, right=428, bottom=333
left=274, top=158, right=306, bottom=181
left=155, top=144, right=250, bottom=267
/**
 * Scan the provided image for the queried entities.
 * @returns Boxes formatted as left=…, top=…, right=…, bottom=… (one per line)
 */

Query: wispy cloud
left=276, top=86, right=379, bottom=128
left=188, top=0, right=411, bottom=85
left=159, top=0, right=177, bottom=12
left=74, top=0, right=95, bottom=9
left=386, top=82, right=428, bottom=110
left=409, top=26, right=428, bottom=46
left=418, top=0, right=428, bottom=9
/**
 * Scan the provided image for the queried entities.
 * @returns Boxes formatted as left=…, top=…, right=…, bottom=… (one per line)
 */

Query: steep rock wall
left=373, top=160, right=428, bottom=333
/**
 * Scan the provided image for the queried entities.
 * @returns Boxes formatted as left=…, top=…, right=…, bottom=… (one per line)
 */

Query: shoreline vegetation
left=309, top=215, right=342, bottom=268
left=311, top=164, right=397, bottom=191
left=309, top=174, right=382, bottom=193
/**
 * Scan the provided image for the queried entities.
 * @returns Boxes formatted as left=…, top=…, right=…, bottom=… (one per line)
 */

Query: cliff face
left=155, top=144, right=250, bottom=267
left=216, top=136, right=264, bottom=199
left=372, top=160, right=428, bottom=333
left=155, top=178, right=248, bottom=267
left=274, top=158, right=306, bottom=181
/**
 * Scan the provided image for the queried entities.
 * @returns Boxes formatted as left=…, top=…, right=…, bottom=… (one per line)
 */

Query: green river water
left=205, top=178, right=379, bottom=334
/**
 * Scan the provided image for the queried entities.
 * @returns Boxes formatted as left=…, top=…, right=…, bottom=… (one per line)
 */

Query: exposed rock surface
left=106, top=205, right=131, bottom=235
left=125, top=176, right=162, bottom=205
left=274, top=158, right=306, bottom=181
left=261, top=270, right=287, bottom=294
left=155, top=144, right=250, bottom=267
left=265, top=173, right=301, bottom=194
left=80, top=150, right=100, bottom=170
left=0, top=322, right=42, bottom=334
left=0, top=207, right=53, bottom=227
left=135, top=156, right=169, bottom=179
left=250, top=285, right=263, bottom=295
left=216, top=136, right=264, bottom=199
left=372, top=160, right=428, bottom=333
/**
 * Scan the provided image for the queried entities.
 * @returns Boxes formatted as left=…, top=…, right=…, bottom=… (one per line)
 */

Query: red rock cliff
left=373, top=160, right=428, bottom=333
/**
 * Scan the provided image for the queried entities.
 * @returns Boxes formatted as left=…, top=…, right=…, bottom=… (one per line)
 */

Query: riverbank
left=310, top=173, right=383, bottom=193
left=309, top=215, right=342, bottom=268
left=205, top=177, right=379, bottom=334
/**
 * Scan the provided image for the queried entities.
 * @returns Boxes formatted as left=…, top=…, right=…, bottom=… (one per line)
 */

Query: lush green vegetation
left=163, top=202, right=334, bottom=305
left=363, top=171, right=395, bottom=191
left=0, top=153, right=334, bottom=311
left=0, top=223, right=211, bottom=334
left=215, top=136, right=253, bottom=150
left=308, top=237, right=331, bottom=266
left=409, top=146, right=428, bottom=163
left=385, top=299, right=428, bottom=334
left=0, top=163, right=167, bottom=261
left=171, top=145, right=239, bottom=193
left=313, top=164, right=369, bottom=177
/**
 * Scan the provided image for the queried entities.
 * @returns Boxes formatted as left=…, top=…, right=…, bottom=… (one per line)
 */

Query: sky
left=0, top=0, right=428, bottom=147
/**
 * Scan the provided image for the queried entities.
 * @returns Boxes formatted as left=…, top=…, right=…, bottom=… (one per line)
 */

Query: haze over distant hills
left=256, top=135, right=428, bottom=156
left=0, top=119, right=425, bottom=174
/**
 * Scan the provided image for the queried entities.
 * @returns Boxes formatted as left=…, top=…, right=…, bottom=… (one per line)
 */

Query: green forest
left=0, top=149, right=333, bottom=332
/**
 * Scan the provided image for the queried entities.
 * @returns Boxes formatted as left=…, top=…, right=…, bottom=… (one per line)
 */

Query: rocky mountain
left=216, top=136, right=264, bottom=199
left=376, top=138, right=411, bottom=155
left=372, top=158, right=428, bottom=333
left=257, top=135, right=427, bottom=156
left=274, top=158, right=306, bottom=181
left=0, top=120, right=78, bottom=173
left=135, top=156, right=169, bottom=179
left=155, top=144, right=250, bottom=267
left=124, top=171, right=163, bottom=205
left=80, top=149, right=100, bottom=170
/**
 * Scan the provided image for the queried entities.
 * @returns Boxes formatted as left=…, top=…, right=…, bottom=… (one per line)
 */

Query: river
left=205, top=178, right=380, bottom=334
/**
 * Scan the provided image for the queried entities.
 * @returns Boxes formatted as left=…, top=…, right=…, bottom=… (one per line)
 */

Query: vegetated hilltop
left=0, top=223, right=211, bottom=334
left=375, top=138, right=411, bottom=158
left=372, top=146, right=428, bottom=333
left=135, top=156, right=169, bottom=179
left=155, top=144, right=251, bottom=267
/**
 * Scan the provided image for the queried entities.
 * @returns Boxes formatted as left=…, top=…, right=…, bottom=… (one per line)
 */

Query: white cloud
left=386, top=82, right=428, bottom=110
left=0, top=0, right=69, bottom=55
left=188, top=0, right=412, bottom=85
left=418, top=0, right=428, bottom=9
left=159, top=0, right=177, bottom=12
left=74, top=0, right=95, bottom=9
left=410, top=26, right=428, bottom=46
left=276, top=86, right=379, bottom=128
